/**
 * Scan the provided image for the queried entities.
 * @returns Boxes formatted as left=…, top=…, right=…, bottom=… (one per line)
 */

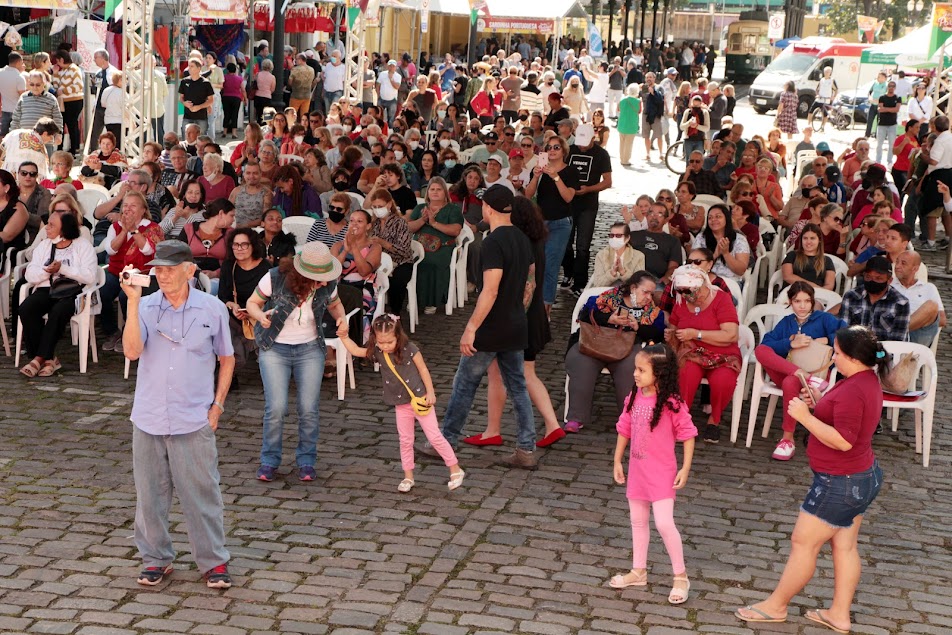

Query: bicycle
left=664, top=139, right=687, bottom=175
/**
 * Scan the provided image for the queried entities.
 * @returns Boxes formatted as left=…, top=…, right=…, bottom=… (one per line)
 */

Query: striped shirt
left=11, top=91, right=63, bottom=132
left=306, top=217, right=349, bottom=247
left=52, top=64, right=84, bottom=101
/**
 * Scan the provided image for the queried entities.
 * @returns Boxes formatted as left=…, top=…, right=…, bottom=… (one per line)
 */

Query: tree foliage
left=825, top=0, right=933, bottom=41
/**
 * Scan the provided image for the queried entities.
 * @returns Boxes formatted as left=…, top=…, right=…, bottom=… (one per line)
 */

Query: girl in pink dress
left=609, top=344, right=697, bottom=605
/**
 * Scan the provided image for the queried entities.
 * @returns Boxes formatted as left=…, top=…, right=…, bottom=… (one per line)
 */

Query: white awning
left=409, top=0, right=587, bottom=20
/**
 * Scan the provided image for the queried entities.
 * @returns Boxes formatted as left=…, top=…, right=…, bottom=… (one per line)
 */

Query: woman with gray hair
left=198, top=152, right=235, bottom=202
left=663, top=264, right=741, bottom=444
left=618, top=84, right=641, bottom=166
left=254, top=59, right=276, bottom=125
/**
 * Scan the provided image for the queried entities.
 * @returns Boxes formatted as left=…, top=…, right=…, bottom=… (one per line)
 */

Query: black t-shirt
left=782, top=251, right=834, bottom=287
left=475, top=225, right=532, bottom=352
left=544, top=107, right=571, bottom=129
left=877, top=93, right=900, bottom=127
left=179, top=76, right=215, bottom=120
left=629, top=230, right=683, bottom=279
left=537, top=166, right=580, bottom=221
left=569, top=144, right=612, bottom=211
left=390, top=186, right=417, bottom=214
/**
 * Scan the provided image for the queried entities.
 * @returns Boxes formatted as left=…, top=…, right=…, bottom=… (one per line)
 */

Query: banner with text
left=189, top=0, right=248, bottom=22
left=475, top=17, right=553, bottom=33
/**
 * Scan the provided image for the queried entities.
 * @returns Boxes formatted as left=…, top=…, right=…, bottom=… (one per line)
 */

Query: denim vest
left=254, top=268, right=338, bottom=351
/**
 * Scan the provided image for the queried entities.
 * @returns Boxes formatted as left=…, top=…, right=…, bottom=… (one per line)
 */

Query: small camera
left=121, top=269, right=151, bottom=287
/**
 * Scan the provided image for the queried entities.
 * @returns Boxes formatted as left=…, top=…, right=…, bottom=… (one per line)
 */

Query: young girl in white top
left=337, top=314, right=464, bottom=493
left=609, top=344, right=697, bottom=605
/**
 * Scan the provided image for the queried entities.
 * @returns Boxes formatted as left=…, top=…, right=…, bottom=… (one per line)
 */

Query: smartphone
left=798, top=373, right=811, bottom=397
left=537, top=153, right=549, bottom=169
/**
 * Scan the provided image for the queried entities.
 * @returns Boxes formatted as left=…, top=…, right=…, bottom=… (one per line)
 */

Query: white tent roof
left=410, top=0, right=587, bottom=19
left=875, top=24, right=933, bottom=56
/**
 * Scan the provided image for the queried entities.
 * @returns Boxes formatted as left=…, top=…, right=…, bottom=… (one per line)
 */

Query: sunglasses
left=832, top=217, right=844, bottom=224
left=686, top=258, right=709, bottom=265
left=521, top=143, right=533, bottom=148
left=52, top=207, right=73, bottom=213
left=737, top=191, right=752, bottom=197
left=657, top=196, right=672, bottom=201
left=673, top=287, right=697, bottom=295
left=543, top=145, right=561, bottom=151
left=504, top=132, right=514, bottom=137
left=486, top=141, right=497, bottom=144
left=19, top=171, right=37, bottom=177
left=688, top=160, right=701, bottom=164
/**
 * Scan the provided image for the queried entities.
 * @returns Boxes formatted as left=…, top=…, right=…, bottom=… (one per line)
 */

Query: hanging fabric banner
left=190, top=0, right=248, bottom=22
left=0, top=0, right=76, bottom=9
left=76, top=18, right=107, bottom=72
left=587, top=20, right=603, bottom=57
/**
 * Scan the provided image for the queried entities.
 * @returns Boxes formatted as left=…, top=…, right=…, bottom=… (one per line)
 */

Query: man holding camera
left=122, top=240, right=235, bottom=589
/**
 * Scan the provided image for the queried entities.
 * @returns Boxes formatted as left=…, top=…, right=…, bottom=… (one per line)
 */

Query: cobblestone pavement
left=3, top=103, right=952, bottom=634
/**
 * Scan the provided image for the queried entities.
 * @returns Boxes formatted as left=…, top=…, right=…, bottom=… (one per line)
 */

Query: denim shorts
left=801, top=461, right=883, bottom=529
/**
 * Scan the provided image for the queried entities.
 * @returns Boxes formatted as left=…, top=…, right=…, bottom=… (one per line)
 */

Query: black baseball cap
left=477, top=184, right=514, bottom=213
left=825, top=165, right=841, bottom=181
left=865, top=255, right=892, bottom=275
left=484, top=132, right=499, bottom=141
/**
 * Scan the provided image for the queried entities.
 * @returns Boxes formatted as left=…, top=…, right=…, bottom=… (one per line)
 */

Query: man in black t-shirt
left=179, top=59, right=215, bottom=136
left=564, top=123, right=613, bottom=294
left=428, top=185, right=540, bottom=470
left=875, top=81, right=901, bottom=168
left=629, top=203, right=683, bottom=287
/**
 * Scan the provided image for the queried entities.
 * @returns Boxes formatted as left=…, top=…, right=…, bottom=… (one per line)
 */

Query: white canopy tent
left=407, top=0, right=588, bottom=19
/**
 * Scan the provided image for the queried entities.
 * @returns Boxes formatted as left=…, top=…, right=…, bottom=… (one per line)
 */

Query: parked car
left=832, top=80, right=873, bottom=125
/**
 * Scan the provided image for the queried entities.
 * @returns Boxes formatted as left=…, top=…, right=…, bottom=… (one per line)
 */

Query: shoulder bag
left=383, top=351, right=432, bottom=416
left=46, top=244, right=83, bottom=300
left=787, top=341, right=834, bottom=374
left=232, top=262, right=256, bottom=340
left=881, top=351, right=919, bottom=394
left=579, top=309, right=636, bottom=363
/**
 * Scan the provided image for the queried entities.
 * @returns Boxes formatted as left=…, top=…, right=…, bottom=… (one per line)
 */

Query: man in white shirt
left=893, top=70, right=913, bottom=101
left=151, top=60, right=169, bottom=141
left=322, top=50, right=346, bottom=115
left=0, top=52, right=26, bottom=136
left=808, top=66, right=837, bottom=132
left=891, top=251, right=945, bottom=346
left=375, top=59, right=401, bottom=125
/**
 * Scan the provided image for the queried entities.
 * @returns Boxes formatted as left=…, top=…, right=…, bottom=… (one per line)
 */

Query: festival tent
left=860, top=24, right=946, bottom=67
left=408, top=0, right=588, bottom=22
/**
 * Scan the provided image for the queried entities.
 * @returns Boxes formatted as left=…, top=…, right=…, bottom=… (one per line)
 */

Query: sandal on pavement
left=805, top=609, right=850, bottom=634
left=447, top=469, right=465, bottom=491
left=397, top=478, right=414, bottom=493
left=564, top=421, right=584, bottom=433
left=19, top=359, right=41, bottom=378
left=668, top=575, right=690, bottom=605
left=734, top=605, right=787, bottom=624
left=37, top=359, right=61, bottom=377
left=608, top=569, right=647, bottom=589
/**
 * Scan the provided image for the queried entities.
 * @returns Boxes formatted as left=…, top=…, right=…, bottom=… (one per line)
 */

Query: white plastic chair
left=725, top=324, right=756, bottom=445
left=772, top=282, right=841, bottom=311
left=445, top=225, right=474, bottom=316
left=455, top=224, right=475, bottom=309
left=693, top=194, right=723, bottom=210
left=723, top=277, right=745, bottom=322
left=563, top=287, right=613, bottom=421
left=881, top=341, right=939, bottom=467
left=14, top=268, right=106, bottom=374
left=827, top=255, right=850, bottom=295
left=743, top=304, right=798, bottom=447
left=745, top=257, right=764, bottom=319
left=373, top=253, right=393, bottom=321
left=281, top=217, right=316, bottom=246
left=279, top=154, right=304, bottom=165
left=915, top=261, right=928, bottom=283
left=79, top=182, right=109, bottom=196
left=323, top=306, right=361, bottom=400
left=77, top=189, right=108, bottom=226
left=407, top=241, right=425, bottom=333
left=222, top=141, right=241, bottom=160
left=459, top=145, right=483, bottom=165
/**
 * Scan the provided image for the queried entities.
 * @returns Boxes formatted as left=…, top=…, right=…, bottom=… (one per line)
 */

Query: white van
left=749, top=39, right=876, bottom=118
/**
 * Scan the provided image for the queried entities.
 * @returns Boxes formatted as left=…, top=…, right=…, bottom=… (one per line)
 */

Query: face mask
left=437, top=110, right=447, bottom=119
left=294, top=135, right=304, bottom=144
left=802, top=188, right=812, bottom=198
left=394, top=150, right=404, bottom=160
left=328, top=210, right=347, bottom=223
left=409, top=141, right=419, bottom=151
left=367, top=135, right=378, bottom=145
left=163, top=142, right=176, bottom=150
left=373, top=206, right=389, bottom=219
left=444, top=159, right=457, bottom=169
left=343, top=125, right=353, bottom=133
left=608, top=237, right=626, bottom=250
left=50, top=235, right=63, bottom=244
left=864, top=279, right=888, bottom=295
left=439, top=139, right=450, bottom=148
left=679, top=287, right=700, bottom=303
left=519, top=113, right=529, bottom=121
left=333, top=181, right=349, bottom=191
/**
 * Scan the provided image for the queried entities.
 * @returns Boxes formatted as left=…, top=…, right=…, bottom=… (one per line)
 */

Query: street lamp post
left=907, top=0, right=924, bottom=24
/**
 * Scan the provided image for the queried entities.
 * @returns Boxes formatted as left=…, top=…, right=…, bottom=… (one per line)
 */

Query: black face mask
left=864, top=279, right=888, bottom=295
left=333, top=181, right=349, bottom=191
left=327, top=210, right=347, bottom=223
left=802, top=187, right=813, bottom=198
left=518, top=114, right=528, bottom=121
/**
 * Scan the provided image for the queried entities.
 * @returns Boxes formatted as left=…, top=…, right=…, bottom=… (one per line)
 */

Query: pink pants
left=679, top=361, right=739, bottom=425
left=629, top=498, right=685, bottom=574
left=754, top=345, right=830, bottom=434
left=395, top=403, right=458, bottom=472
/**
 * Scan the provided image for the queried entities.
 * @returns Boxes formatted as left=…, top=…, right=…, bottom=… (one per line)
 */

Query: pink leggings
left=679, top=361, right=739, bottom=425
left=395, top=403, right=458, bottom=472
left=629, top=498, right=685, bottom=574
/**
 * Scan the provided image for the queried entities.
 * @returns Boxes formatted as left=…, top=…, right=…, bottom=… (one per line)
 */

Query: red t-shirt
left=893, top=134, right=918, bottom=172
left=669, top=289, right=741, bottom=358
left=807, top=369, right=882, bottom=475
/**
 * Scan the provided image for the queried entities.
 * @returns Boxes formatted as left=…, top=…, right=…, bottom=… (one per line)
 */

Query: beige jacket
left=590, top=245, right=646, bottom=288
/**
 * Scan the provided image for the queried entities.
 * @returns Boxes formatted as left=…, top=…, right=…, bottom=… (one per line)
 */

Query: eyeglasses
left=737, top=191, right=752, bottom=197
left=688, top=160, right=701, bottom=164
left=19, top=171, right=37, bottom=177
left=609, top=232, right=626, bottom=238
left=504, top=132, right=514, bottom=137
left=543, top=144, right=561, bottom=151
left=686, top=258, right=709, bottom=265
left=328, top=205, right=346, bottom=213
left=657, top=196, right=672, bottom=201
left=521, top=143, right=533, bottom=148
left=156, top=305, right=197, bottom=345
left=233, top=242, right=252, bottom=249
left=52, top=207, right=73, bottom=213
left=486, top=141, right=497, bottom=145
left=832, top=217, right=844, bottom=224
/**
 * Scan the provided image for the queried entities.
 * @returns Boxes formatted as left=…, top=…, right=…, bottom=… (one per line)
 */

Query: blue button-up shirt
left=130, top=289, right=233, bottom=436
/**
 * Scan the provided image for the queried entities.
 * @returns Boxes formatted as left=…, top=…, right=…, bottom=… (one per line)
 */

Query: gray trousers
left=88, top=106, right=105, bottom=153
left=133, top=425, right=229, bottom=573
left=564, top=341, right=638, bottom=425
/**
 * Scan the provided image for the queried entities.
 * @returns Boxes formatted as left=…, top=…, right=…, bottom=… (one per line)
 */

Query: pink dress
left=616, top=390, right=698, bottom=502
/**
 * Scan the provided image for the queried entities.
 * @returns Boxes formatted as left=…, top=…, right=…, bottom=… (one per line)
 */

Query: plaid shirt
left=840, top=286, right=910, bottom=342
left=684, top=168, right=723, bottom=197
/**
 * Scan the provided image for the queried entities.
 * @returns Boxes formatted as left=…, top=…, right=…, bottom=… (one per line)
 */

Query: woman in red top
left=736, top=325, right=885, bottom=634
left=891, top=119, right=919, bottom=194
left=664, top=265, right=741, bottom=444
left=470, top=76, right=503, bottom=126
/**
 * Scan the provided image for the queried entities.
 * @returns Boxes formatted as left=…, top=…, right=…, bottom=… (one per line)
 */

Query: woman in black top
left=375, top=164, right=417, bottom=216
left=524, top=135, right=579, bottom=313
left=0, top=169, right=30, bottom=263
left=218, top=228, right=271, bottom=370
left=543, top=93, right=571, bottom=130
left=260, top=207, right=297, bottom=266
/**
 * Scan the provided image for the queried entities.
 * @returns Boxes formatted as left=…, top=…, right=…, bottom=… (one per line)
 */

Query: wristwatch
left=553, top=175, right=561, bottom=182
left=128, top=230, right=139, bottom=236
left=696, top=330, right=703, bottom=341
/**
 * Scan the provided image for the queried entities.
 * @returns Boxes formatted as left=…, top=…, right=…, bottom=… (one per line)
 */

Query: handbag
left=382, top=351, right=432, bottom=416
left=232, top=262, right=256, bottom=340
left=46, top=244, right=82, bottom=300
left=579, top=309, right=636, bottom=363
left=881, top=351, right=919, bottom=394
left=787, top=341, right=834, bottom=374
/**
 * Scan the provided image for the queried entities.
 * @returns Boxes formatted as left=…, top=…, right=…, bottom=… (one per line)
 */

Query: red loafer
left=462, top=434, right=503, bottom=446
left=536, top=428, right=567, bottom=448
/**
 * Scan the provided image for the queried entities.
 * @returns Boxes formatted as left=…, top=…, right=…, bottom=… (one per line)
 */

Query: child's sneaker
left=137, top=564, right=173, bottom=586
left=772, top=439, right=796, bottom=461
left=203, top=564, right=232, bottom=589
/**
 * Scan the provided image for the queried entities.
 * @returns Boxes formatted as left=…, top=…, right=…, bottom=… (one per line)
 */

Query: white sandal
left=397, top=478, right=414, bottom=493
left=447, top=469, right=465, bottom=491
left=668, top=575, right=690, bottom=605
left=608, top=570, right=647, bottom=589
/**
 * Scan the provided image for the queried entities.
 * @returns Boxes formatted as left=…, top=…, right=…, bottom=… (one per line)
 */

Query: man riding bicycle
left=807, top=66, right=837, bottom=133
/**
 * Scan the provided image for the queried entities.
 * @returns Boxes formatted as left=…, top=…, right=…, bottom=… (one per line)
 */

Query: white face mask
left=439, top=139, right=450, bottom=148
left=393, top=150, right=404, bottom=160
left=438, top=110, right=447, bottom=118
left=294, top=135, right=304, bottom=144
left=372, top=206, right=389, bottom=219
left=367, top=135, right=378, bottom=145
left=608, top=237, right=626, bottom=250
left=409, top=141, right=419, bottom=150
left=50, top=235, right=64, bottom=244
left=343, top=125, right=353, bottom=133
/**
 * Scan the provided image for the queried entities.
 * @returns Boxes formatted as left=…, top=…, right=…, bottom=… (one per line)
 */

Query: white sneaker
left=771, top=439, right=796, bottom=461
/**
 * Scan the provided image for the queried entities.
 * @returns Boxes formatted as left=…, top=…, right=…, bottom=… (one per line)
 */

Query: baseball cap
left=825, top=165, right=841, bottom=181
left=815, top=141, right=831, bottom=153
left=556, top=118, right=573, bottom=128
left=477, top=184, right=514, bottom=213
left=574, top=124, right=595, bottom=147
left=387, top=59, right=397, bottom=66
left=508, top=148, right=524, bottom=159
left=484, top=131, right=499, bottom=142
left=487, top=152, right=505, bottom=165
left=665, top=67, right=677, bottom=75
left=865, top=255, right=893, bottom=275
left=147, top=240, right=195, bottom=267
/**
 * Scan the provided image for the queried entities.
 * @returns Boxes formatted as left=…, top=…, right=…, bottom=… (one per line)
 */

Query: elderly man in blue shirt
left=122, top=240, right=235, bottom=590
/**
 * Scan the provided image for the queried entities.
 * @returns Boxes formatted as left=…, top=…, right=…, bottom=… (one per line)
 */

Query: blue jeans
left=324, top=90, right=343, bottom=115
left=684, top=135, right=705, bottom=160
left=543, top=217, right=573, bottom=305
left=441, top=350, right=536, bottom=451
left=876, top=124, right=897, bottom=166
left=910, top=318, right=940, bottom=347
left=379, top=98, right=397, bottom=125
left=99, top=271, right=126, bottom=336
left=258, top=340, right=325, bottom=468
left=0, top=111, right=12, bottom=137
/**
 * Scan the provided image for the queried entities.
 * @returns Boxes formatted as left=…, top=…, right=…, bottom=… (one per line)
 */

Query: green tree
left=826, top=0, right=933, bottom=40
